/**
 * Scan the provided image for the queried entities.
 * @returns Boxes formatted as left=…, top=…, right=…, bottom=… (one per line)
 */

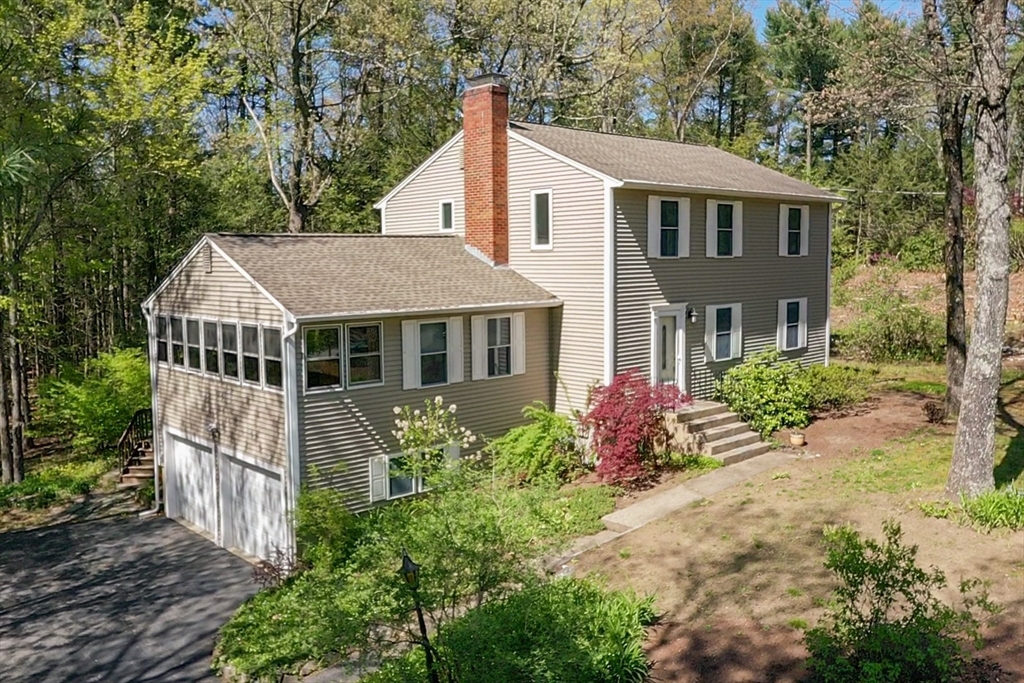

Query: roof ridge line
left=509, top=120, right=711, bottom=148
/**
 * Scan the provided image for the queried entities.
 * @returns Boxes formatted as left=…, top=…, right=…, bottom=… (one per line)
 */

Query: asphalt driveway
left=0, top=515, right=257, bottom=683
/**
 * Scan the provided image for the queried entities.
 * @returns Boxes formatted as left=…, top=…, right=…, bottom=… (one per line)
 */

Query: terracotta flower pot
left=790, top=432, right=806, bottom=447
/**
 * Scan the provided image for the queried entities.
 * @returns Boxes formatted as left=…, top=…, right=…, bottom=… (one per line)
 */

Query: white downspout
left=281, top=312, right=301, bottom=556
left=141, top=303, right=162, bottom=512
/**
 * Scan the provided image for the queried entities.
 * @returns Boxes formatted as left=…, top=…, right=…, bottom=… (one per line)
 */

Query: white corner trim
left=373, top=131, right=465, bottom=210
left=379, top=200, right=387, bottom=234
left=603, top=181, right=616, bottom=384
left=509, top=129, right=624, bottom=187
left=825, top=203, right=833, bottom=366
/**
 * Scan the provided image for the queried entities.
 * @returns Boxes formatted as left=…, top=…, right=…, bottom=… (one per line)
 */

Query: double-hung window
left=170, top=317, right=185, bottom=367
left=347, top=323, right=383, bottom=386
left=439, top=200, right=454, bottom=232
left=241, top=324, right=261, bottom=384
left=221, top=323, right=239, bottom=379
left=263, top=327, right=282, bottom=388
left=778, top=204, right=809, bottom=256
left=778, top=298, right=808, bottom=351
left=402, top=317, right=464, bottom=389
left=203, top=321, right=219, bottom=375
left=418, top=321, right=448, bottom=386
left=369, top=448, right=459, bottom=502
left=156, top=316, right=169, bottom=363
left=470, top=312, right=526, bottom=380
left=647, top=196, right=690, bottom=258
left=305, top=327, right=342, bottom=389
left=705, top=304, right=742, bottom=361
left=706, top=200, right=743, bottom=257
left=486, top=317, right=511, bottom=377
left=185, top=319, right=202, bottom=370
left=531, top=189, right=552, bottom=249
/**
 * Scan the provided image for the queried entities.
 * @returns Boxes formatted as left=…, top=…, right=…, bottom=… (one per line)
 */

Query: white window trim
left=239, top=323, right=263, bottom=387
left=184, top=317, right=203, bottom=375
left=262, top=325, right=284, bottom=391
left=344, top=321, right=385, bottom=390
left=649, top=303, right=686, bottom=391
left=438, top=199, right=456, bottom=232
left=157, top=315, right=282, bottom=392
left=705, top=199, right=743, bottom=258
left=647, top=196, right=691, bottom=259
left=218, top=319, right=243, bottom=386
left=402, top=317, right=464, bottom=389
left=201, top=319, right=221, bottom=378
left=369, top=447, right=461, bottom=502
left=778, top=204, right=810, bottom=257
left=155, top=314, right=170, bottom=365
left=471, top=312, right=526, bottom=380
left=302, top=325, right=344, bottom=394
left=530, top=188, right=553, bottom=251
left=777, top=298, right=809, bottom=351
left=705, top=303, right=742, bottom=362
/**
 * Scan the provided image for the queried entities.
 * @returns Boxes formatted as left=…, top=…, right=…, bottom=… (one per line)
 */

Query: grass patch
left=961, top=487, right=1024, bottom=531
left=830, top=430, right=951, bottom=494
left=0, top=454, right=115, bottom=510
left=886, top=379, right=946, bottom=395
left=666, top=452, right=723, bottom=473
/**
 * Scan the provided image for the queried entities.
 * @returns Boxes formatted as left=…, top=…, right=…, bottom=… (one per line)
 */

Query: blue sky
left=747, top=0, right=921, bottom=38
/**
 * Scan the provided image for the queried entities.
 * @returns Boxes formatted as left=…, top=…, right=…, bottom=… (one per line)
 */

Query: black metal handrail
left=117, top=408, right=153, bottom=474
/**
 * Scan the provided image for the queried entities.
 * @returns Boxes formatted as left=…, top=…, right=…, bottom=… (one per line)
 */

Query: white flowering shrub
left=392, top=396, right=476, bottom=478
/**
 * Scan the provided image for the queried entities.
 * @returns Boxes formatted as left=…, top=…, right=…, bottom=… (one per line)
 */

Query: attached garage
left=166, top=435, right=218, bottom=538
left=224, top=456, right=288, bottom=561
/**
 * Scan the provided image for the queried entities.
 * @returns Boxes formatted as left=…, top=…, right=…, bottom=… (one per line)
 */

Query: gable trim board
left=373, top=131, right=465, bottom=214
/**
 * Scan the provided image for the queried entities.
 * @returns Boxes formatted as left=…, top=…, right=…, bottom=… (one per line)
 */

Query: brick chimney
left=462, top=73, right=509, bottom=266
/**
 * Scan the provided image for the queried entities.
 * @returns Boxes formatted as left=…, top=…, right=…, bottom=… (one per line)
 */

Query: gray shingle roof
left=209, top=233, right=558, bottom=318
left=510, top=122, right=843, bottom=202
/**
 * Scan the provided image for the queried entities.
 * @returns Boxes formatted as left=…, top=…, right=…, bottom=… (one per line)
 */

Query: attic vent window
left=204, top=244, right=213, bottom=273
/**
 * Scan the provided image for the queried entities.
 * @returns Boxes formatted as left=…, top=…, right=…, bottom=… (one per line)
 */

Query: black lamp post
left=399, top=548, right=440, bottom=683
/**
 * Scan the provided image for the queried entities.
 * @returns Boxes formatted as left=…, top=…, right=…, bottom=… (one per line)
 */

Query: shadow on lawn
left=994, top=372, right=1024, bottom=487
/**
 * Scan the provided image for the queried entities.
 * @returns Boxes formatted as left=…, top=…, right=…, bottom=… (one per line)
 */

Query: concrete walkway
left=547, top=450, right=799, bottom=574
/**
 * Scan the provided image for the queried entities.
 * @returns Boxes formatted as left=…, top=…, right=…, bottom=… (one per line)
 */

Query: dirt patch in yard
left=574, top=384, right=1024, bottom=682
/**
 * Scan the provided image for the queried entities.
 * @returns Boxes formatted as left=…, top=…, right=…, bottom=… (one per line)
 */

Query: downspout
left=140, top=302, right=162, bottom=512
left=281, top=312, right=301, bottom=556
left=825, top=203, right=833, bottom=366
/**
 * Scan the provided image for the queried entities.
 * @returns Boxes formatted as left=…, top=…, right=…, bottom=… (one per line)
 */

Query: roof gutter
left=619, top=179, right=847, bottom=204
left=291, top=298, right=562, bottom=324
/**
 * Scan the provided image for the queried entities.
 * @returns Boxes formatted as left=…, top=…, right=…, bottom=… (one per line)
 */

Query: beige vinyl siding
left=614, top=189, right=830, bottom=398
left=507, top=138, right=606, bottom=414
left=152, top=246, right=286, bottom=466
left=383, top=136, right=465, bottom=235
left=298, top=308, right=552, bottom=512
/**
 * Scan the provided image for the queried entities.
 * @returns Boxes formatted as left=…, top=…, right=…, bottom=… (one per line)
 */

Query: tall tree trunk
left=939, top=101, right=968, bottom=417
left=8, top=282, right=24, bottom=483
left=948, top=0, right=1011, bottom=499
left=0, top=315, right=11, bottom=485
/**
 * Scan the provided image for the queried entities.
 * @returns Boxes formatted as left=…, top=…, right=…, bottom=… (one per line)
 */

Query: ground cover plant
left=0, top=454, right=115, bottom=510
left=487, top=401, right=583, bottom=484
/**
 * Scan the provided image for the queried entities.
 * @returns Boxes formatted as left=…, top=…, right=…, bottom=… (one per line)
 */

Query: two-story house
left=141, top=74, right=842, bottom=560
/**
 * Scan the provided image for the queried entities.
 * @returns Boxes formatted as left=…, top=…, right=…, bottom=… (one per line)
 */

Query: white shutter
left=447, top=443, right=461, bottom=460
left=512, top=311, right=526, bottom=375
left=778, top=205, right=789, bottom=257
left=647, top=195, right=661, bottom=258
left=733, top=202, right=743, bottom=257
left=800, top=205, right=810, bottom=256
left=731, top=304, right=743, bottom=359
left=799, top=298, right=808, bottom=348
left=471, top=315, right=487, bottom=380
left=401, top=320, right=418, bottom=389
left=704, top=306, right=715, bottom=359
left=705, top=200, right=717, bottom=258
left=679, top=197, right=691, bottom=257
left=369, top=456, right=388, bottom=502
left=447, top=316, right=464, bottom=383
left=777, top=299, right=787, bottom=349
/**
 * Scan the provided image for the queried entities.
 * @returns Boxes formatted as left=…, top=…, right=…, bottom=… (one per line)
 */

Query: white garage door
left=226, top=457, right=287, bottom=561
left=168, top=436, right=217, bottom=536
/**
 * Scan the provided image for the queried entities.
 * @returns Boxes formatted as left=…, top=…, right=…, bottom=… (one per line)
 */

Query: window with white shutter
left=647, top=196, right=690, bottom=258
left=705, top=304, right=742, bottom=361
left=778, top=204, right=810, bottom=257
left=706, top=200, right=743, bottom=258
left=777, top=298, right=808, bottom=351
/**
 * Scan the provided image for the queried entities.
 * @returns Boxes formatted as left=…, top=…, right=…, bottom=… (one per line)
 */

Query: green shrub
left=715, top=349, right=811, bottom=438
left=1010, top=218, right=1023, bottom=271
left=34, top=348, right=151, bottom=454
left=960, top=487, right=1024, bottom=531
left=294, top=486, right=364, bottom=569
left=488, top=402, right=582, bottom=483
left=898, top=228, right=944, bottom=270
left=663, top=452, right=722, bottom=473
left=0, top=455, right=114, bottom=509
left=805, top=520, right=998, bottom=683
left=365, top=578, right=657, bottom=683
left=799, top=364, right=875, bottom=414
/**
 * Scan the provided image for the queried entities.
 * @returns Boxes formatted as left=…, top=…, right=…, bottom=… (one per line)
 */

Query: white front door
left=168, top=435, right=217, bottom=536
left=652, top=306, right=686, bottom=391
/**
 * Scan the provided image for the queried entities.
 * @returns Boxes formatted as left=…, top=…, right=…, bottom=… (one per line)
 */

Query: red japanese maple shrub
left=581, top=369, right=691, bottom=485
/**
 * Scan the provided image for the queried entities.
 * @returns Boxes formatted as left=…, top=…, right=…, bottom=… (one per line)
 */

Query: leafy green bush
left=1010, top=218, right=1023, bottom=271
left=805, top=520, right=998, bottom=683
left=960, top=487, right=1024, bottom=531
left=0, top=455, right=114, bottom=509
left=294, top=486, right=364, bottom=569
left=216, top=465, right=617, bottom=680
left=34, top=348, right=151, bottom=454
left=799, top=364, right=875, bottom=414
left=898, top=227, right=944, bottom=270
left=488, top=402, right=582, bottom=483
left=365, top=578, right=657, bottom=683
left=715, top=349, right=811, bottom=438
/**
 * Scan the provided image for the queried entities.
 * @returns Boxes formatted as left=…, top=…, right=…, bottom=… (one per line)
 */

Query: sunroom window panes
left=787, top=207, right=802, bottom=256
left=263, top=327, right=282, bottom=388
left=156, top=316, right=168, bottom=363
left=221, top=323, right=239, bottom=379
left=715, top=307, right=732, bottom=360
left=306, top=328, right=341, bottom=389
left=348, top=324, right=382, bottom=386
left=717, top=203, right=734, bottom=257
left=419, top=321, right=448, bottom=386
left=242, top=324, right=260, bottom=383
left=487, top=317, right=512, bottom=377
left=203, top=322, right=219, bottom=374
left=186, top=319, right=202, bottom=370
left=170, top=317, right=184, bottom=366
